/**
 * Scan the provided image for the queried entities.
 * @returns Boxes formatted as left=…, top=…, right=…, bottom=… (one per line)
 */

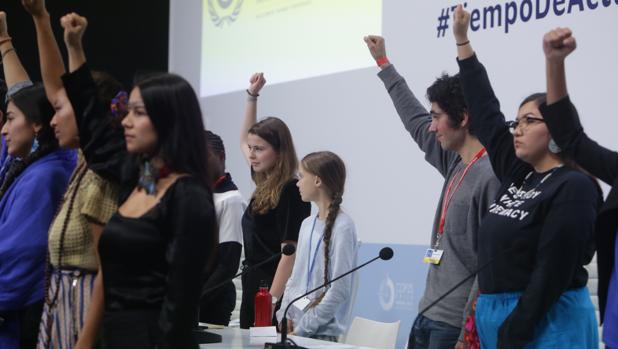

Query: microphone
left=201, top=244, right=296, bottom=296
left=265, top=247, right=394, bottom=349
left=418, top=240, right=527, bottom=317
left=194, top=244, right=296, bottom=344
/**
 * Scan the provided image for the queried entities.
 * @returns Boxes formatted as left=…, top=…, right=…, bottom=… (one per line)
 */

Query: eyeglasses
left=506, top=114, right=545, bottom=134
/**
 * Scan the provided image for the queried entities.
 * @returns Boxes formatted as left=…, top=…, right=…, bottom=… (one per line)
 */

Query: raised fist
left=22, top=0, right=47, bottom=18
left=0, top=12, right=9, bottom=39
left=363, top=35, right=387, bottom=61
left=543, top=27, right=576, bottom=62
left=452, top=4, right=470, bottom=44
left=248, top=72, right=266, bottom=96
left=61, top=13, right=88, bottom=48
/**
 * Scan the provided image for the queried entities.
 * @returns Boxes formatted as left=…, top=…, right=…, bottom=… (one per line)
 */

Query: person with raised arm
left=0, top=10, right=74, bottom=349
left=452, top=5, right=599, bottom=348
left=238, top=73, right=311, bottom=329
left=541, top=27, right=618, bottom=349
left=21, top=2, right=123, bottom=348
left=364, top=35, right=500, bottom=349
left=56, top=10, right=218, bottom=349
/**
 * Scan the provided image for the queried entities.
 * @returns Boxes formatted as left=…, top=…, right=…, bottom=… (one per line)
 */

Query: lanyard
left=438, top=148, right=487, bottom=237
left=306, top=215, right=323, bottom=293
left=517, top=166, right=560, bottom=195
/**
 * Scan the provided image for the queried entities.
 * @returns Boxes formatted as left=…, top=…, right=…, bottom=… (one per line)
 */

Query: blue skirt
left=475, top=287, right=598, bottom=349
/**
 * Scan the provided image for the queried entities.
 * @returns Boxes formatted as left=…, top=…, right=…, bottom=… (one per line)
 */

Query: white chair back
left=344, top=316, right=400, bottom=349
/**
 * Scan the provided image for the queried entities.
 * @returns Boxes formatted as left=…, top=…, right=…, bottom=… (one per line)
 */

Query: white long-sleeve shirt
left=276, top=211, right=358, bottom=337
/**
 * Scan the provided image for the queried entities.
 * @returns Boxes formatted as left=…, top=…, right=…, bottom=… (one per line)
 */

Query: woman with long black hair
left=58, top=13, right=217, bottom=349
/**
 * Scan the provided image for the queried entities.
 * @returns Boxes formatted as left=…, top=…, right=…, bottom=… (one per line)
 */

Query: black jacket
left=540, top=96, right=618, bottom=322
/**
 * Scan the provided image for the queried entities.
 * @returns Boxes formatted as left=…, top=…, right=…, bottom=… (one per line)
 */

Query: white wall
left=170, top=0, right=618, bottom=246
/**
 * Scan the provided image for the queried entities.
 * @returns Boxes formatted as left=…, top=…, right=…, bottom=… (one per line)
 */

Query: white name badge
left=294, top=297, right=312, bottom=311
left=423, top=248, right=444, bottom=265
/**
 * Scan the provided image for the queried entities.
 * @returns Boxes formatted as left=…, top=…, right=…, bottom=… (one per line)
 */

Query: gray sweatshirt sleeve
left=294, top=221, right=358, bottom=336
left=377, top=65, right=457, bottom=177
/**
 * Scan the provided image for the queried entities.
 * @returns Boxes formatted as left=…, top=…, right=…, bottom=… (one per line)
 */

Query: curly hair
left=426, top=73, right=469, bottom=132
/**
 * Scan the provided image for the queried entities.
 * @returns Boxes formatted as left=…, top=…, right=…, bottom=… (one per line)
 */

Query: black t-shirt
left=242, top=179, right=310, bottom=271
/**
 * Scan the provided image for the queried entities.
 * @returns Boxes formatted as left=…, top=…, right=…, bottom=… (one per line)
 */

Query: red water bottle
left=254, top=280, right=272, bottom=327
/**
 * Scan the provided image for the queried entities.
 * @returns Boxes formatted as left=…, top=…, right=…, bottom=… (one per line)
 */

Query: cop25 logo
left=208, top=0, right=244, bottom=27
left=378, top=275, right=395, bottom=311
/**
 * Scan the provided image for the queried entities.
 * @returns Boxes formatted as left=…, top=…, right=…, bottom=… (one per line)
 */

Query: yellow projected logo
left=208, top=0, right=244, bottom=27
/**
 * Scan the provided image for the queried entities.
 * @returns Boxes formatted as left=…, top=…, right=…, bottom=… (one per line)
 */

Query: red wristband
left=376, top=56, right=389, bottom=66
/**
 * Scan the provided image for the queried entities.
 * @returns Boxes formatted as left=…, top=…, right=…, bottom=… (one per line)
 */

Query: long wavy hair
left=249, top=117, right=298, bottom=214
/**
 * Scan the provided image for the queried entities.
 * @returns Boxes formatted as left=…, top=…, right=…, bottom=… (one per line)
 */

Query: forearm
left=456, top=39, right=474, bottom=61
left=0, top=42, right=30, bottom=87
left=201, top=242, right=241, bottom=300
left=75, top=271, right=104, bottom=349
left=545, top=59, right=567, bottom=104
left=270, top=253, right=296, bottom=298
left=67, top=43, right=86, bottom=73
left=32, top=13, right=66, bottom=100
left=240, top=96, right=257, bottom=158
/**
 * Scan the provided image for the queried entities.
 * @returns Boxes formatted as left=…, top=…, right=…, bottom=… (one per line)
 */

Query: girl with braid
left=276, top=151, right=358, bottom=342
left=0, top=11, right=74, bottom=349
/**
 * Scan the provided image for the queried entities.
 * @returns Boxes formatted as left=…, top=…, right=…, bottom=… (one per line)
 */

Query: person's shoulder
left=172, top=175, right=212, bottom=196
left=214, top=189, right=246, bottom=211
left=552, top=167, right=600, bottom=202
left=300, top=213, right=319, bottom=227
left=283, top=178, right=299, bottom=190
left=165, top=176, right=216, bottom=217
left=558, top=168, right=597, bottom=189
left=334, top=211, right=357, bottom=233
left=474, top=155, right=495, bottom=174
left=280, top=178, right=302, bottom=198
left=477, top=157, right=500, bottom=182
left=332, top=211, right=358, bottom=246
left=214, top=188, right=244, bottom=202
